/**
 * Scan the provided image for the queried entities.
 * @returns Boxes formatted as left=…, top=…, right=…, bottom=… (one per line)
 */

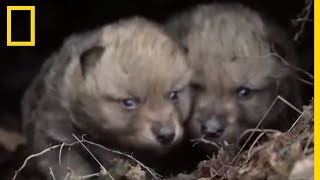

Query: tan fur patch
left=21, top=17, right=192, bottom=178
left=166, top=3, right=301, bottom=146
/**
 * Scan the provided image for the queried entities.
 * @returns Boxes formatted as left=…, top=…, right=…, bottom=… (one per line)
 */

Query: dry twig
left=49, top=167, right=56, bottom=180
left=72, top=134, right=115, bottom=180
left=303, top=133, right=314, bottom=155
left=80, top=139, right=161, bottom=179
left=237, top=53, right=314, bottom=82
left=239, top=128, right=282, bottom=143
left=12, top=143, right=76, bottom=180
left=12, top=137, right=161, bottom=180
left=292, top=0, right=314, bottom=42
left=81, top=173, right=100, bottom=179
left=247, top=132, right=265, bottom=161
left=218, top=95, right=302, bottom=179
left=190, top=136, right=221, bottom=149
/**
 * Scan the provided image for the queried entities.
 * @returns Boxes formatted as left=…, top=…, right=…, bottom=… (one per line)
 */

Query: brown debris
left=125, top=164, right=146, bottom=180
left=9, top=100, right=313, bottom=180
left=186, top=101, right=314, bottom=180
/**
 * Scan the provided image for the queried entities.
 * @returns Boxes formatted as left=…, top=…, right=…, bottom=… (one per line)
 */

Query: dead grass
left=10, top=97, right=313, bottom=180
left=174, top=100, right=314, bottom=180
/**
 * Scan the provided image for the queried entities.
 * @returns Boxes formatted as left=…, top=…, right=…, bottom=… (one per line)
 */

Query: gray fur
left=165, top=3, right=302, bottom=150
left=22, top=16, right=192, bottom=179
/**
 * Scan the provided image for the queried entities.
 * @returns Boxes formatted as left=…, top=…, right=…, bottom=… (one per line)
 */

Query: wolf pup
left=21, top=17, right=192, bottom=179
left=165, top=3, right=302, bottom=151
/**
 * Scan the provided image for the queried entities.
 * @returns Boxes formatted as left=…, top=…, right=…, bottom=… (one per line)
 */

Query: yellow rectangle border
left=7, top=6, right=35, bottom=46
left=1, top=2, right=317, bottom=179
left=315, top=0, right=318, bottom=179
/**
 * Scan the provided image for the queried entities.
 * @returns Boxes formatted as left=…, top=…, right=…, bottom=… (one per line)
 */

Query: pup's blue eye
left=236, top=86, right=251, bottom=97
left=169, top=91, right=179, bottom=102
left=121, top=98, right=138, bottom=109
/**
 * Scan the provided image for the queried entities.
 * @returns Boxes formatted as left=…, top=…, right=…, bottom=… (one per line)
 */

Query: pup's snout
left=152, top=124, right=175, bottom=145
left=201, top=116, right=224, bottom=138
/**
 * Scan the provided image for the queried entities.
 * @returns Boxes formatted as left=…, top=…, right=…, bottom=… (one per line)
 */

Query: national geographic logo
left=0, top=1, right=36, bottom=47
left=7, top=6, right=35, bottom=46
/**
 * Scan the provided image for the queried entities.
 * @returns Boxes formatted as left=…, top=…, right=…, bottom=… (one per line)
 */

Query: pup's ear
left=80, top=46, right=105, bottom=76
left=269, top=41, right=294, bottom=78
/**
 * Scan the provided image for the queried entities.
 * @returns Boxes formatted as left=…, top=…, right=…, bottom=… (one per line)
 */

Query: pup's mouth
left=203, top=135, right=231, bottom=146
left=195, top=131, right=236, bottom=148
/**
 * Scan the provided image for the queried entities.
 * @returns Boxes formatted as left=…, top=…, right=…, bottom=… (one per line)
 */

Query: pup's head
left=68, top=17, right=192, bottom=154
left=176, top=4, right=300, bottom=147
left=189, top=51, right=294, bottom=146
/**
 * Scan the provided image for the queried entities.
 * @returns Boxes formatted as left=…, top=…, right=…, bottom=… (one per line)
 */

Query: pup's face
left=189, top=53, right=291, bottom=145
left=72, top=18, right=192, bottom=154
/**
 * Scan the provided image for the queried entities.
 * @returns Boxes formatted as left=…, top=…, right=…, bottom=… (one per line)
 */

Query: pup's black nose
left=152, top=126, right=175, bottom=145
left=201, top=116, right=224, bottom=138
